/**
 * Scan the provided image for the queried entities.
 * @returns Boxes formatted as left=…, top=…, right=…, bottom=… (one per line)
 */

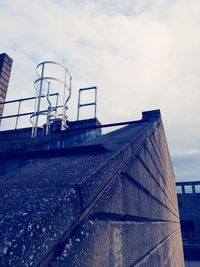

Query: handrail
left=0, top=93, right=58, bottom=105
left=0, top=94, right=59, bottom=130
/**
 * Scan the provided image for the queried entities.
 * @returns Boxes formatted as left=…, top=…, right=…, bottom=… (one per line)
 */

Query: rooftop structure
left=0, top=53, right=13, bottom=123
left=0, top=109, right=184, bottom=267
left=0, top=55, right=184, bottom=266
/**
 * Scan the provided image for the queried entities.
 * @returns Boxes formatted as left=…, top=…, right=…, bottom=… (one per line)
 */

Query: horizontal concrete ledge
left=121, top=172, right=179, bottom=219
left=0, top=144, right=109, bottom=161
left=89, top=212, right=180, bottom=224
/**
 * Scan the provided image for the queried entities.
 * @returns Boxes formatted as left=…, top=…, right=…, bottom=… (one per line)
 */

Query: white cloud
left=0, top=0, right=200, bottom=180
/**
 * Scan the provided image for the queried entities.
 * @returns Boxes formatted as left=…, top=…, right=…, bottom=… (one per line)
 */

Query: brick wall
left=0, top=53, right=13, bottom=120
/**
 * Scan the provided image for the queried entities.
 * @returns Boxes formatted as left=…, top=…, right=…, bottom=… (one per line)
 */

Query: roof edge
left=142, top=109, right=161, bottom=121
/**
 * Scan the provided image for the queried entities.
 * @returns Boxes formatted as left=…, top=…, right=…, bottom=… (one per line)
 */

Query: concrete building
left=176, top=181, right=200, bottom=261
left=0, top=53, right=13, bottom=121
left=0, top=109, right=184, bottom=266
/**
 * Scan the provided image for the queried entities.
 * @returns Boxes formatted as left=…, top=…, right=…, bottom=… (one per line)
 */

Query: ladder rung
left=79, top=86, right=96, bottom=92
left=79, top=103, right=96, bottom=107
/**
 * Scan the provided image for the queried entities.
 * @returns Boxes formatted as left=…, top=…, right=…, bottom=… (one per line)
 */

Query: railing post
left=33, top=62, right=45, bottom=138
left=15, top=99, right=22, bottom=129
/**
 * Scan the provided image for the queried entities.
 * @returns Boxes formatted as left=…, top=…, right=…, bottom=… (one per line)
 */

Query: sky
left=0, top=0, right=200, bottom=181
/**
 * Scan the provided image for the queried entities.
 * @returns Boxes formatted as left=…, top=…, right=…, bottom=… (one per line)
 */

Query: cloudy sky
left=0, top=0, right=200, bottom=181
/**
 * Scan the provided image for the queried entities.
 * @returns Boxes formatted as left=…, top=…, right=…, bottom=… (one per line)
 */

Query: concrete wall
left=0, top=119, right=101, bottom=175
left=49, top=111, right=184, bottom=267
left=0, top=53, right=13, bottom=120
left=0, top=110, right=184, bottom=267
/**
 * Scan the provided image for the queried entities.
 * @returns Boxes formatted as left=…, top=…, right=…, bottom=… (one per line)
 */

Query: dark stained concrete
left=0, top=110, right=184, bottom=266
left=0, top=119, right=102, bottom=176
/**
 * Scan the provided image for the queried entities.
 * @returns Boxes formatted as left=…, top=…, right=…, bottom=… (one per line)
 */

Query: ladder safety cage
left=77, top=86, right=97, bottom=120
left=31, top=61, right=72, bottom=138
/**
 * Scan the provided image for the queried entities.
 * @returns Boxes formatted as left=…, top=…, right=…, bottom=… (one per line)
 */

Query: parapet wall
left=0, top=110, right=184, bottom=267
left=49, top=110, right=184, bottom=267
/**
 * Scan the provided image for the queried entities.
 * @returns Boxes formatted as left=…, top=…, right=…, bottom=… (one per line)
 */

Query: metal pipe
left=79, top=102, right=96, bottom=107
left=0, top=93, right=58, bottom=105
left=94, top=87, right=97, bottom=118
left=36, top=61, right=71, bottom=77
left=61, top=68, right=67, bottom=130
left=46, top=82, right=51, bottom=135
left=15, top=100, right=22, bottom=129
left=1, top=105, right=63, bottom=120
left=33, top=62, right=45, bottom=138
left=55, top=93, right=59, bottom=116
left=77, top=89, right=81, bottom=120
left=79, top=86, right=96, bottom=91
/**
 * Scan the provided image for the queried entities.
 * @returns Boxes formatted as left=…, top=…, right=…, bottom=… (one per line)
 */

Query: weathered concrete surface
left=0, top=110, right=184, bottom=266
left=0, top=118, right=101, bottom=153
left=0, top=118, right=102, bottom=176
left=0, top=187, right=81, bottom=267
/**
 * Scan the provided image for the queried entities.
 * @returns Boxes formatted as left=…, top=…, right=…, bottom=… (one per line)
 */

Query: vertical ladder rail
left=77, top=86, right=97, bottom=120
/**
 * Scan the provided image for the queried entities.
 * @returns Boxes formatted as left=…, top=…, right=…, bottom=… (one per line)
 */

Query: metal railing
left=176, top=181, right=200, bottom=194
left=0, top=93, right=59, bottom=130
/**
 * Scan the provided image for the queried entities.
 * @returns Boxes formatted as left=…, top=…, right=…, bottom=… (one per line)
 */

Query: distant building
left=176, top=181, right=200, bottom=260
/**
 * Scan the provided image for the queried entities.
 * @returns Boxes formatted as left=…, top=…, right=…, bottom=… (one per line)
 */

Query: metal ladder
left=77, top=86, right=97, bottom=120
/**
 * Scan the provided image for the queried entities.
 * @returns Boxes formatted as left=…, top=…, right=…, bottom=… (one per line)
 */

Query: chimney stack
left=0, top=53, right=13, bottom=120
